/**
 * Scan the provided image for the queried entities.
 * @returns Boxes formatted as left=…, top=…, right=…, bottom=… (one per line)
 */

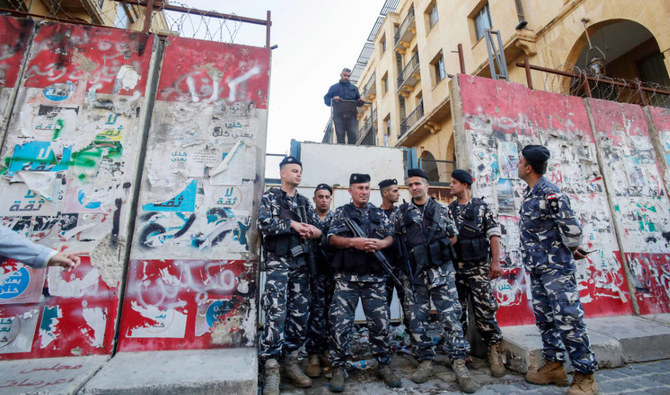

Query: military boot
left=330, top=366, right=345, bottom=392
left=306, top=354, right=321, bottom=378
left=525, top=360, right=569, bottom=386
left=411, top=359, right=434, bottom=384
left=320, top=351, right=332, bottom=376
left=376, top=364, right=401, bottom=388
left=488, top=343, right=506, bottom=377
left=263, top=358, right=280, bottom=395
left=283, top=351, right=312, bottom=388
left=567, top=372, right=599, bottom=395
left=453, top=359, right=477, bottom=393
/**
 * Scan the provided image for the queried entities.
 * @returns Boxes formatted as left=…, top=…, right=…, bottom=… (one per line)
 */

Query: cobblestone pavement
left=281, top=355, right=670, bottom=394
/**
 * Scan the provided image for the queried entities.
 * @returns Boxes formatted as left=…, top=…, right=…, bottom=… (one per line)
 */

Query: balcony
left=394, top=7, right=415, bottom=53
left=362, top=72, right=376, bottom=100
left=399, top=101, right=423, bottom=138
left=397, top=52, right=420, bottom=93
left=357, top=110, right=377, bottom=145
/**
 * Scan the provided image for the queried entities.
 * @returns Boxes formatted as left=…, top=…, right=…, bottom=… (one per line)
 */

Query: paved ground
left=280, top=354, right=670, bottom=394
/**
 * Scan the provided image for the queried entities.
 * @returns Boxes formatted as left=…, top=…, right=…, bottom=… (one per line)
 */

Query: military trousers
left=455, top=261, right=503, bottom=346
left=385, top=272, right=411, bottom=328
left=527, top=263, right=598, bottom=374
left=406, top=265, right=470, bottom=361
left=329, top=278, right=391, bottom=367
left=259, top=256, right=311, bottom=360
left=305, top=271, right=335, bottom=354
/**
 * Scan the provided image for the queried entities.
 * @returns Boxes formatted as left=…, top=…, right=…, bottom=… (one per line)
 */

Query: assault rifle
left=396, top=234, right=416, bottom=292
left=342, top=218, right=404, bottom=290
left=296, top=206, right=318, bottom=277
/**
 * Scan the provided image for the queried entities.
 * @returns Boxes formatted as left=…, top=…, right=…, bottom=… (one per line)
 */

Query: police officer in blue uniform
left=323, top=68, right=364, bottom=144
left=518, top=145, right=598, bottom=395
left=257, top=156, right=322, bottom=395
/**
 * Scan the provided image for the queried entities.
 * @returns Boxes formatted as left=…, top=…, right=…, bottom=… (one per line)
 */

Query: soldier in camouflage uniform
left=396, top=169, right=476, bottom=393
left=518, top=145, right=598, bottom=395
left=448, top=169, right=505, bottom=378
left=257, top=156, right=322, bottom=395
left=306, top=183, right=336, bottom=378
left=327, top=173, right=401, bottom=392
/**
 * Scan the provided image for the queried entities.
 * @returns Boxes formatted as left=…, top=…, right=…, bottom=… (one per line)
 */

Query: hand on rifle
left=364, top=238, right=386, bottom=253
left=290, top=221, right=320, bottom=239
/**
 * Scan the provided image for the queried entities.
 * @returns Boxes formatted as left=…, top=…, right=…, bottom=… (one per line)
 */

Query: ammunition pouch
left=410, top=237, right=455, bottom=269
left=455, top=236, right=489, bottom=263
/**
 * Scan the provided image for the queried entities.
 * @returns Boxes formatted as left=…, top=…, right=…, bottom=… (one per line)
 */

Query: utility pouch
left=428, top=240, right=444, bottom=267
left=290, top=244, right=308, bottom=258
left=410, top=245, right=429, bottom=271
left=439, top=238, right=455, bottom=265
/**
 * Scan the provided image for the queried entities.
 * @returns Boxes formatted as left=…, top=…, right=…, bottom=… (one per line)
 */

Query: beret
left=279, top=156, right=302, bottom=168
left=407, top=168, right=428, bottom=180
left=521, top=145, right=550, bottom=163
left=378, top=178, right=397, bottom=189
left=452, top=169, right=473, bottom=185
left=349, top=173, right=371, bottom=185
left=315, top=183, right=332, bottom=194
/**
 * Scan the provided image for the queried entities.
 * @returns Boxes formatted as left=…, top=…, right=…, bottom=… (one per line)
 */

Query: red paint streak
left=0, top=16, right=33, bottom=88
left=627, top=252, right=670, bottom=315
left=156, top=36, right=270, bottom=108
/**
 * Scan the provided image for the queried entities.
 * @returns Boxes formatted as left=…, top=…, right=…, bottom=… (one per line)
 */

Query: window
left=97, top=0, right=104, bottom=8
left=427, top=3, right=438, bottom=29
left=115, top=4, right=130, bottom=28
left=474, top=3, right=492, bottom=41
left=431, top=52, right=446, bottom=85
left=383, top=115, right=391, bottom=147
left=381, top=73, right=389, bottom=96
left=380, top=35, right=387, bottom=54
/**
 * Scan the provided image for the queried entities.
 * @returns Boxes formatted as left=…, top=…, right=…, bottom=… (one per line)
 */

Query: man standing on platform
left=324, top=68, right=364, bottom=144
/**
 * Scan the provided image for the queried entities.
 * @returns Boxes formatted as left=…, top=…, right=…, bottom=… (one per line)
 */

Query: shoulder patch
left=546, top=193, right=559, bottom=214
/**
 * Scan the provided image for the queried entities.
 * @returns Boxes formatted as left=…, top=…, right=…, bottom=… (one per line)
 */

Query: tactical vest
left=263, top=188, right=307, bottom=257
left=399, top=200, right=455, bottom=271
left=331, top=204, right=385, bottom=275
left=449, top=198, right=489, bottom=263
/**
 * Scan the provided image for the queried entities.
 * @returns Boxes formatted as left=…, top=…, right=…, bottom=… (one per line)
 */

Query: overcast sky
left=176, top=1, right=387, bottom=154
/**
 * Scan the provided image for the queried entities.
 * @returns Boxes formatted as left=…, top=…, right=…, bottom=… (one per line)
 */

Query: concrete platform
left=0, top=355, right=108, bottom=394
left=500, top=322, right=624, bottom=374
left=587, top=315, right=670, bottom=363
left=80, top=348, right=257, bottom=395
left=641, top=312, right=670, bottom=326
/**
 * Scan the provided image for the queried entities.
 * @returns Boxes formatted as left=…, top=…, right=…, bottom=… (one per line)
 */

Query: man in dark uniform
left=257, top=156, right=322, bottom=395
left=323, top=68, right=364, bottom=144
left=306, top=183, right=336, bottom=378
left=448, top=169, right=505, bottom=378
left=396, top=169, right=476, bottom=393
left=327, top=173, right=401, bottom=392
left=518, top=145, right=598, bottom=395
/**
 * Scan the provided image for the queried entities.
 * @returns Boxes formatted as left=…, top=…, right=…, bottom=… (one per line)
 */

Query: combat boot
left=263, top=358, right=280, bottom=395
left=320, top=351, right=332, bottom=375
left=488, top=343, right=506, bottom=377
left=525, top=360, right=569, bottom=386
left=330, top=366, right=345, bottom=392
left=453, top=359, right=477, bottom=393
left=411, top=359, right=434, bottom=383
left=376, top=364, right=401, bottom=388
left=567, top=372, right=599, bottom=395
left=306, top=354, right=321, bottom=378
left=283, top=351, right=312, bottom=388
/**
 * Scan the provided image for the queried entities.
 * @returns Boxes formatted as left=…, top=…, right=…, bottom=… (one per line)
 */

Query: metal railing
left=399, top=100, right=423, bottom=137
left=397, top=52, right=419, bottom=88
left=393, top=7, right=415, bottom=45
left=419, top=158, right=456, bottom=185
left=362, top=72, right=376, bottom=98
left=357, top=110, right=377, bottom=143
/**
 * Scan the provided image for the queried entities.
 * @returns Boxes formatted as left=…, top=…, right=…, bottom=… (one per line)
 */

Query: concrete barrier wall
left=0, top=20, right=155, bottom=359
left=450, top=74, right=669, bottom=326
left=0, top=16, right=269, bottom=359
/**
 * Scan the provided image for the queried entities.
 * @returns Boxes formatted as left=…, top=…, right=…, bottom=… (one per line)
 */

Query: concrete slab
left=586, top=315, right=670, bottom=363
left=80, top=348, right=256, bottom=395
left=500, top=323, right=624, bottom=374
left=640, top=313, right=670, bottom=326
left=0, top=355, right=108, bottom=394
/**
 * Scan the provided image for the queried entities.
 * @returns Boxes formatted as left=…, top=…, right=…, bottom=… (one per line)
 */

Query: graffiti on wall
left=589, top=99, right=670, bottom=315
left=0, top=19, right=153, bottom=359
left=455, top=75, right=633, bottom=326
left=119, top=36, right=269, bottom=351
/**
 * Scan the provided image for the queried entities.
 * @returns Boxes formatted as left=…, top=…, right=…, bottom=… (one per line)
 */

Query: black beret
left=315, top=183, right=332, bottom=194
left=407, top=168, right=428, bottom=180
left=521, top=145, right=550, bottom=163
left=378, top=178, right=397, bottom=189
left=279, top=156, right=302, bottom=168
left=452, top=169, right=473, bottom=185
left=349, top=173, right=371, bottom=185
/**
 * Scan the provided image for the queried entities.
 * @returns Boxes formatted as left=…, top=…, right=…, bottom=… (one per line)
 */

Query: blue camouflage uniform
left=305, top=210, right=336, bottom=356
left=257, top=187, right=320, bottom=360
left=397, top=198, right=470, bottom=362
left=520, top=176, right=597, bottom=374
left=327, top=202, right=394, bottom=367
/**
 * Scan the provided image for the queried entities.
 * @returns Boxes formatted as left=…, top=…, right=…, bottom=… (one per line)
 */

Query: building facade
left=336, top=0, right=670, bottom=183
